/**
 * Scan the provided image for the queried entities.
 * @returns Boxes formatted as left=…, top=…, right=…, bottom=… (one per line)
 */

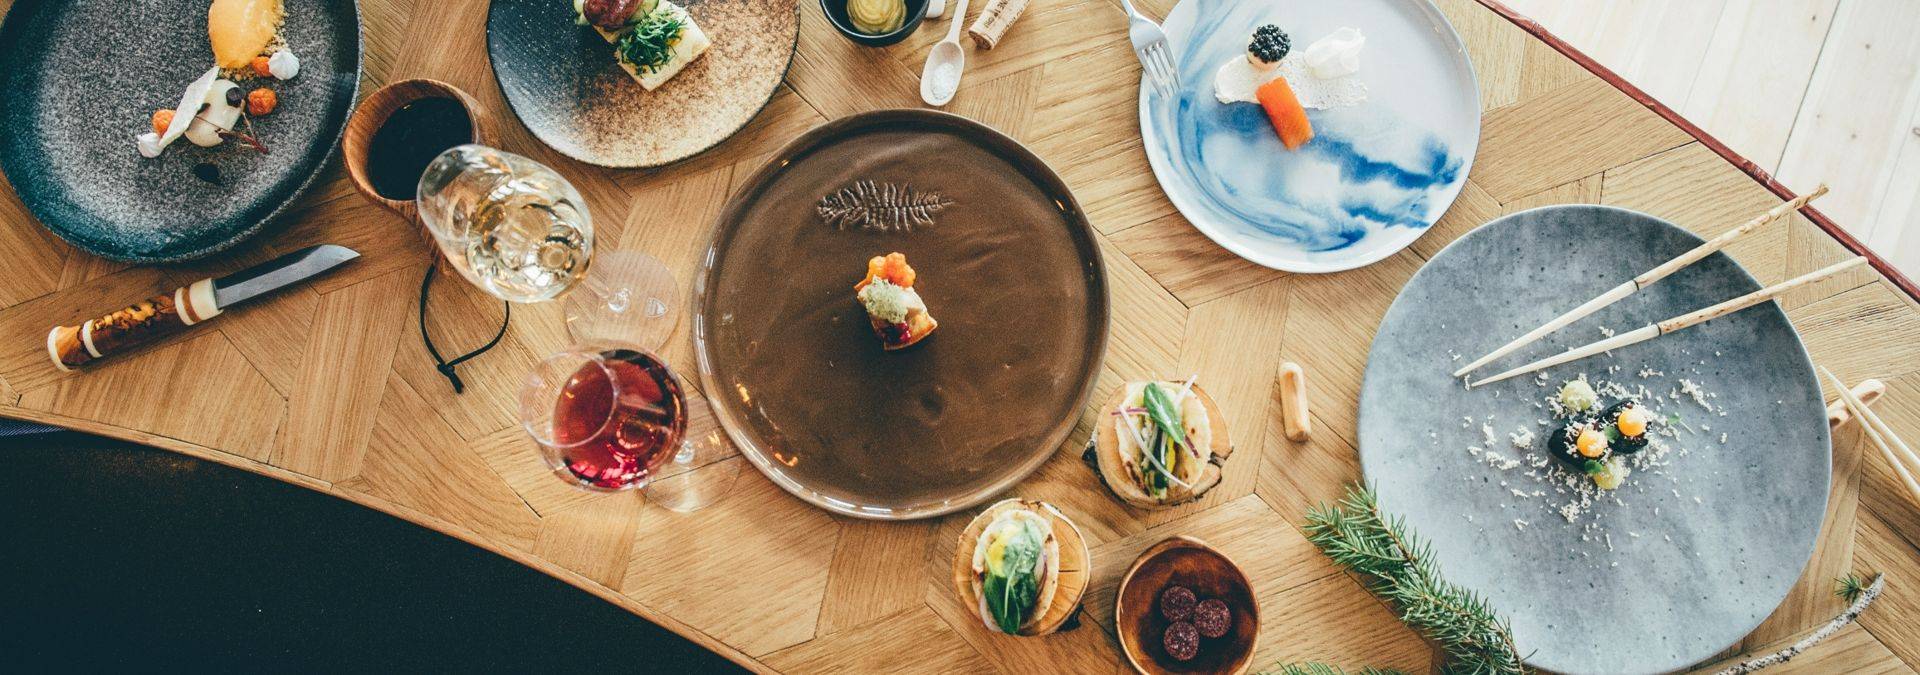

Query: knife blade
left=214, top=244, right=361, bottom=307
left=46, top=244, right=362, bottom=371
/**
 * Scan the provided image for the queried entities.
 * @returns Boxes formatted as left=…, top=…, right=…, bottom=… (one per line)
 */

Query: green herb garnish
left=1582, top=459, right=1605, bottom=476
left=614, top=8, right=686, bottom=74
left=1141, top=383, right=1190, bottom=456
left=982, top=520, right=1044, bottom=634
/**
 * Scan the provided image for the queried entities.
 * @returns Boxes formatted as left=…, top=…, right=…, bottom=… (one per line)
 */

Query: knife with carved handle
left=46, top=245, right=359, bottom=371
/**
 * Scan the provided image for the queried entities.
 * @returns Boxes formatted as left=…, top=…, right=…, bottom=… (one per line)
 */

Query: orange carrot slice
left=1256, top=77, right=1314, bottom=151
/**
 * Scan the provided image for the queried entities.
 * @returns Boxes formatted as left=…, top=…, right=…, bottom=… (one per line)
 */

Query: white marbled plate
left=1140, top=0, right=1479, bottom=273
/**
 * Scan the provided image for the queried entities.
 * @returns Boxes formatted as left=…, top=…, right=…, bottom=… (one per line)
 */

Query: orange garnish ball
left=246, top=88, right=278, bottom=116
left=1575, top=427, right=1609, bottom=458
left=865, top=252, right=916, bottom=288
left=250, top=55, right=274, bottom=78
left=1617, top=406, right=1648, bottom=437
left=151, top=109, right=175, bottom=135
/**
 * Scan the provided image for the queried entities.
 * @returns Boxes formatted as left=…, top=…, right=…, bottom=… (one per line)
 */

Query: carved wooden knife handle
left=46, top=279, right=222, bottom=371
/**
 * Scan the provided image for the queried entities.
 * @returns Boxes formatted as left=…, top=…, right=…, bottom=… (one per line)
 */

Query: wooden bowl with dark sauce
left=342, top=78, right=493, bottom=224
left=1116, top=536, right=1260, bottom=675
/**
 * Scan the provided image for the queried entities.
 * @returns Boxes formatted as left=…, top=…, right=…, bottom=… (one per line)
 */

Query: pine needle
left=1835, top=573, right=1867, bottom=603
left=1302, top=484, right=1529, bottom=674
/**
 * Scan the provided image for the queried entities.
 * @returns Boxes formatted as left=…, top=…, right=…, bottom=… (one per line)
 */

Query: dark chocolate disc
left=1159, top=585, right=1197, bottom=622
left=1193, top=598, right=1231, bottom=638
left=1163, top=621, right=1200, bottom=661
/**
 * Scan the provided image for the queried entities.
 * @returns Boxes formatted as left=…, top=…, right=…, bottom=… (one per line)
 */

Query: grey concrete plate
left=0, top=0, right=361, bottom=263
left=1358, top=205, right=1829, bottom=675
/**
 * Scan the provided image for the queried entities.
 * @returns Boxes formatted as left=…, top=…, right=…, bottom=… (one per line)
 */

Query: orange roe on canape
left=855, top=252, right=916, bottom=290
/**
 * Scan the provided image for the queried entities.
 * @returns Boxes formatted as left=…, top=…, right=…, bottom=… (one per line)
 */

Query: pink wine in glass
left=550, top=349, right=686, bottom=489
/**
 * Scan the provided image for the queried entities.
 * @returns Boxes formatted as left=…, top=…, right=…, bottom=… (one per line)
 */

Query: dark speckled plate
left=487, top=0, right=798, bottom=169
left=0, top=0, right=361, bottom=263
left=1359, top=206, right=1829, bottom=675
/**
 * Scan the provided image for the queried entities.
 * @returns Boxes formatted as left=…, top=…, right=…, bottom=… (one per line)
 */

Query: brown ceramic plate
left=485, top=0, right=798, bottom=168
left=1116, top=537, right=1260, bottom=675
left=694, top=109, right=1108, bottom=519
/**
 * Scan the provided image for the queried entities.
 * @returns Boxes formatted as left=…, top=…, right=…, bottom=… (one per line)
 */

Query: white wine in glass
left=416, top=144, right=592, bottom=303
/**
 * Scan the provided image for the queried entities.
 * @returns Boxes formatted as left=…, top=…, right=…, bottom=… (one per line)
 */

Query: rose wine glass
left=519, top=343, right=738, bottom=510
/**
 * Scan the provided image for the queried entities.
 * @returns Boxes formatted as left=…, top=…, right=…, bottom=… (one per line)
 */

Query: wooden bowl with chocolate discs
left=1115, top=536, right=1260, bottom=675
left=1088, top=381, right=1234, bottom=509
left=949, top=498, right=1090, bottom=637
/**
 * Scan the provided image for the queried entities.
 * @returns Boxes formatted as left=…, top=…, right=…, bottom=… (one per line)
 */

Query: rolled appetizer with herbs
left=573, top=0, right=712, bottom=91
left=855, top=252, right=938, bottom=350
left=1093, top=379, right=1233, bottom=509
left=949, top=499, right=1090, bottom=636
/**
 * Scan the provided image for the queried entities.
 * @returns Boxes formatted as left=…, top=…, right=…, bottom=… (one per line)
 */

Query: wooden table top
left=3, top=0, right=1919, bottom=672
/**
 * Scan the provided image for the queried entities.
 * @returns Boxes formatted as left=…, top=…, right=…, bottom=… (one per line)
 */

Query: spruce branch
left=1303, top=485, right=1527, bottom=675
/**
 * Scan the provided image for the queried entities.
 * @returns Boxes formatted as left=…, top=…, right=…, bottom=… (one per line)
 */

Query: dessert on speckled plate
left=0, top=0, right=360, bottom=262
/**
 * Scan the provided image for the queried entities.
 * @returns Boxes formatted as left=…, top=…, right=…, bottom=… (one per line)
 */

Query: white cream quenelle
left=1300, top=27, right=1364, bottom=79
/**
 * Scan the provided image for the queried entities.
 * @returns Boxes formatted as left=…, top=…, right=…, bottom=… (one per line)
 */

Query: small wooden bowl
left=949, top=498, right=1090, bottom=636
left=1115, top=536, right=1260, bottom=675
left=341, top=78, right=493, bottom=224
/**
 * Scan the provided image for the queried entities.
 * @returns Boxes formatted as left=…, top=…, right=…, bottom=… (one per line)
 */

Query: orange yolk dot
left=1576, top=427, right=1608, bottom=458
left=1617, top=407, right=1648, bottom=437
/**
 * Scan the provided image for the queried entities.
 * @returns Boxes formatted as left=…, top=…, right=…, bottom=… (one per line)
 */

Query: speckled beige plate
left=486, top=0, right=798, bottom=168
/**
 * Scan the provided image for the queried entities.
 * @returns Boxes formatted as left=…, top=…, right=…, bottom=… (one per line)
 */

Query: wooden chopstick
left=1470, top=257, right=1867, bottom=387
left=1822, top=366, right=1920, bottom=507
left=1454, top=185, right=1829, bottom=378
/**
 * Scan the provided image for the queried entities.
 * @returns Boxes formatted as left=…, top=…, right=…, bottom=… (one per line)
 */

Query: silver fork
left=1117, top=0, right=1179, bottom=97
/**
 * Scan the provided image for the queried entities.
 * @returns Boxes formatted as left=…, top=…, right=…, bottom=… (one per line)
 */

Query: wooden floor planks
left=1509, top=0, right=1920, bottom=278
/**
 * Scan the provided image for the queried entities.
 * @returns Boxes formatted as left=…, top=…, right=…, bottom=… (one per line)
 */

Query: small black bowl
left=820, top=0, right=928, bottom=47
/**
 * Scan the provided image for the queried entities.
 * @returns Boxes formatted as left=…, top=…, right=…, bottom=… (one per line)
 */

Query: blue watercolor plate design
left=1140, top=0, right=1479, bottom=273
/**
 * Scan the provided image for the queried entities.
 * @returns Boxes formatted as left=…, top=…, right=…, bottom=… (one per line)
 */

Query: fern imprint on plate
left=816, top=180, right=953, bottom=232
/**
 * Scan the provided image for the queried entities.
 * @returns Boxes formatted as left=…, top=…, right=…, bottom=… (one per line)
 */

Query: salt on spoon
left=920, top=0, right=969, bottom=106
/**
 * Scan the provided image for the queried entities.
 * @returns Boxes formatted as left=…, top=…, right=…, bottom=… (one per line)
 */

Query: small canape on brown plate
left=949, top=498, right=1090, bottom=636
left=1091, top=380, right=1233, bottom=509
left=1116, top=536, right=1259, bottom=675
left=855, top=252, right=938, bottom=350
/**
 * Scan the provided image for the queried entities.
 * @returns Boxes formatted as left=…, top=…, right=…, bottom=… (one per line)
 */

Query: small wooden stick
left=1823, top=366, right=1920, bottom=507
left=1827, top=379, right=1885, bottom=429
left=1471, top=257, right=1867, bottom=387
left=1278, top=362, right=1311, bottom=442
left=1454, top=185, right=1828, bottom=378
left=1711, top=573, right=1884, bottom=675
left=967, top=0, right=1030, bottom=49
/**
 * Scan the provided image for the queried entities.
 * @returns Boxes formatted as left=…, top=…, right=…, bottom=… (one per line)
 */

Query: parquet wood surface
left=1, top=0, right=1917, bottom=672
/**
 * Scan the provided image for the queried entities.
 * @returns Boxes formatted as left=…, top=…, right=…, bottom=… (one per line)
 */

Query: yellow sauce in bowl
left=846, top=0, right=906, bottom=35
